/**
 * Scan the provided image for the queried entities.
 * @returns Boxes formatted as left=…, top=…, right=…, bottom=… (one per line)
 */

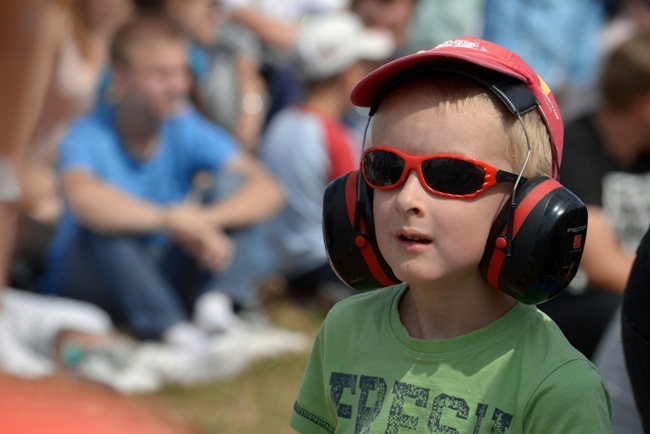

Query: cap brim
left=351, top=50, right=528, bottom=108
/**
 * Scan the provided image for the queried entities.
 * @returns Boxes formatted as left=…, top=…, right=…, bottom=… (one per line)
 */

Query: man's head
left=598, top=32, right=650, bottom=158
left=601, top=32, right=650, bottom=111
left=110, top=13, right=190, bottom=119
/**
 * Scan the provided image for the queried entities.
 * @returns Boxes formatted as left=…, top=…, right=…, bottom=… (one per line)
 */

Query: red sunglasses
left=362, top=147, right=525, bottom=198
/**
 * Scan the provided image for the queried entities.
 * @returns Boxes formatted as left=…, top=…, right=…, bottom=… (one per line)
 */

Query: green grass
left=146, top=300, right=327, bottom=434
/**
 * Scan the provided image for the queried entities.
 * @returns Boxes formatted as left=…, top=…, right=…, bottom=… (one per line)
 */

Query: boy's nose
left=394, top=170, right=426, bottom=214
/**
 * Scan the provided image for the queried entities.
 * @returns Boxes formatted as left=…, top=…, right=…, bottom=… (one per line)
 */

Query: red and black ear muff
left=322, top=170, right=400, bottom=291
left=480, top=176, right=588, bottom=304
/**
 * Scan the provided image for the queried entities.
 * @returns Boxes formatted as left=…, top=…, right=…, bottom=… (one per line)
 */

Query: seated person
left=39, top=13, right=284, bottom=349
left=538, top=32, right=650, bottom=360
left=260, top=12, right=394, bottom=307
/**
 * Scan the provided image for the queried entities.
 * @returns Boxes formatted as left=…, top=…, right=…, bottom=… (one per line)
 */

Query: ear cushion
left=480, top=176, right=588, bottom=304
left=322, top=171, right=400, bottom=291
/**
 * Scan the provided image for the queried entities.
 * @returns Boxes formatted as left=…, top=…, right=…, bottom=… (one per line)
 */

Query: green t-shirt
left=291, top=284, right=611, bottom=433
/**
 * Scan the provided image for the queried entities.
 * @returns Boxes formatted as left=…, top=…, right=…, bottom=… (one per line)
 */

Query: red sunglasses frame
left=362, top=146, right=525, bottom=199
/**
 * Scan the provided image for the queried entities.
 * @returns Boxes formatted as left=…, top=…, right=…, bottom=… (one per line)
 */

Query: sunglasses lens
left=364, top=150, right=405, bottom=187
left=422, top=158, right=486, bottom=195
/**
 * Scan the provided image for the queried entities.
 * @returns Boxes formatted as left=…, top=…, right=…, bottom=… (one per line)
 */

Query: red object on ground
left=0, top=374, right=198, bottom=434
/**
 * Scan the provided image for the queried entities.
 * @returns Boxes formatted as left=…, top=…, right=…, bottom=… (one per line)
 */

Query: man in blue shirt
left=41, top=13, right=284, bottom=348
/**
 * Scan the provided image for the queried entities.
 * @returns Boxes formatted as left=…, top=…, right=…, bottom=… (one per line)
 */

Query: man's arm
left=579, top=206, right=635, bottom=293
left=202, top=153, right=285, bottom=229
left=62, top=170, right=167, bottom=234
left=63, top=168, right=236, bottom=270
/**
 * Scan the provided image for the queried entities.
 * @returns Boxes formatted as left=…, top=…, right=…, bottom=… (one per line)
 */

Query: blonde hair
left=373, top=73, right=553, bottom=178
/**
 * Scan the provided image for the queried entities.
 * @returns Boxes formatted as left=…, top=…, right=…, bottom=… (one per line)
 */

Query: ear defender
left=479, top=176, right=588, bottom=304
left=323, top=170, right=400, bottom=291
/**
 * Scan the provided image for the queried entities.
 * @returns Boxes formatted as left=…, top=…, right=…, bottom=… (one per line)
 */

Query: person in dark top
left=622, top=222, right=650, bottom=432
left=538, top=31, right=650, bottom=433
left=538, top=32, right=650, bottom=361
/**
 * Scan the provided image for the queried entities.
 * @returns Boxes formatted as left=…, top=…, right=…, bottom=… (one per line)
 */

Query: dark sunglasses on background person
left=362, top=146, right=526, bottom=198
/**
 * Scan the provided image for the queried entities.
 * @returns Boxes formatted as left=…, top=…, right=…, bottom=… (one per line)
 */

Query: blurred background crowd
left=1, top=0, right=650, bottom=432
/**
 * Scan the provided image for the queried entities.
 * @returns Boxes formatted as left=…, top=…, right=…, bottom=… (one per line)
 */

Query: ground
left=0, top=298, right=325, bottom=434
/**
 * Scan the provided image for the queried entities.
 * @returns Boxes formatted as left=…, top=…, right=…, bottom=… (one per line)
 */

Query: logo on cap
left=435, top=39, right=482, bottom=51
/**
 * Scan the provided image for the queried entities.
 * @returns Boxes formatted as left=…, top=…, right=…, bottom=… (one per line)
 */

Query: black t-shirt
left=560, top=113, right=650, bottom=255
left=622, top=224, right=650, bottom=432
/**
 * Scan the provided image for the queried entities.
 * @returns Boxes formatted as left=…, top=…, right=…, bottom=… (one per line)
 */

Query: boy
left=290, top=37, right=612, bottom=433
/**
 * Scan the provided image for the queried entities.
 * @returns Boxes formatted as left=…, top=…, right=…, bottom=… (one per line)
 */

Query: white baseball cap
left=295, top=11, right=395, bottom=81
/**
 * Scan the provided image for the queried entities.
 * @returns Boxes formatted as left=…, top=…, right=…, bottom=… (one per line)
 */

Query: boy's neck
left=398, top=279, right=517, bottom=340
left=116, top=103, right=161, bottom=160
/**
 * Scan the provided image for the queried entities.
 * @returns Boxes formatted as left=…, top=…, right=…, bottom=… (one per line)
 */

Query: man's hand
left=163, top=203, right=234, bottom=271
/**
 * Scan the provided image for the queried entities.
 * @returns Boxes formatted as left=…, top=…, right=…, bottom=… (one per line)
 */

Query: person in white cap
left=290, top=36, right=612, bottom=433
left=260, top=11, right=394, bottom=308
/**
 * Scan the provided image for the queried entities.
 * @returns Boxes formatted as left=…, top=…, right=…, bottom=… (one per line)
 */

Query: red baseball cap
left=351, top=36, right=564, bottom=175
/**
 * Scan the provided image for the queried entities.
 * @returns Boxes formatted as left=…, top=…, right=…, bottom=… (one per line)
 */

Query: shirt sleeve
left=57, top=119, right=103, bottom=175
left=524, top=359, right=612, bottom=433
left=179, top=110, right=239, bottom=174
left=290, top=323, right=339, bottom=434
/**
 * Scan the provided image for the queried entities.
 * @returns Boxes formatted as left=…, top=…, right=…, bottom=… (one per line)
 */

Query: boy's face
left=370, top=84, right=513, bottom=288
left=115, top=36, right=190, bottom=119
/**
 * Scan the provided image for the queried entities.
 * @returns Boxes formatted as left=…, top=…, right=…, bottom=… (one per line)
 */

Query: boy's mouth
left=397, top=231, right=432, bottom=244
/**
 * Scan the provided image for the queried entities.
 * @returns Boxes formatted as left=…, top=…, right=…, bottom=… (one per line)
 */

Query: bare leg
left=0, top=1, right=65, bottom=287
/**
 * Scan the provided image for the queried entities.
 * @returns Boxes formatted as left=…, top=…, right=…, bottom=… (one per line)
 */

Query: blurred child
left=261, top=11, right=394, bottom=307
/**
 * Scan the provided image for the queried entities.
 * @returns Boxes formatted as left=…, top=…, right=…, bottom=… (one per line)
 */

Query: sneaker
left=226, top=313, right=312, bottom=360
left=130, top=336, right=251, bottom=387
left=193, top=291, right=240, bottom=334
left=60, top=340, right=163, bottom=394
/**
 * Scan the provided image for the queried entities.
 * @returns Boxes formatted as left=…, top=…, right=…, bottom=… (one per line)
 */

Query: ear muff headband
left=369, top=66, right=539, bottom=116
